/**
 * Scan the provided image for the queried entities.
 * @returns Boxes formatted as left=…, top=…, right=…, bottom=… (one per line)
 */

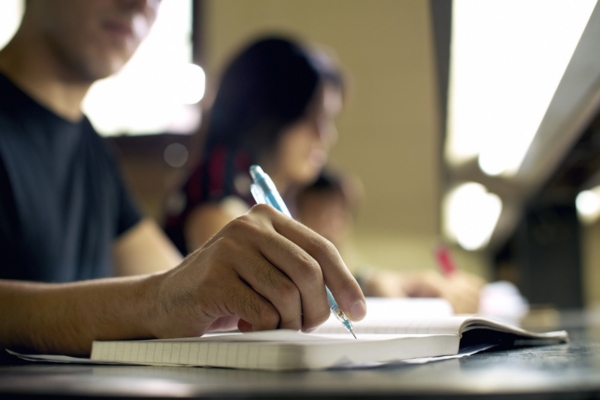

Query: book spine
left=91, top=341, right=298, bottom=371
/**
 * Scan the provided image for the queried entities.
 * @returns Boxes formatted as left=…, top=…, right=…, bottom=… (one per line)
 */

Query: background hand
left=360, top=268, right=485, bottom=314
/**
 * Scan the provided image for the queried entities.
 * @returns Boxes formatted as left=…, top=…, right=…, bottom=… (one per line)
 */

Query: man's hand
left=144, top=204, right=367, bottom=339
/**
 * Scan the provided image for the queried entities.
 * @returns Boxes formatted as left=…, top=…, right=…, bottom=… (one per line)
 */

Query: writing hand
left=145, top=204, right=367, bottom=338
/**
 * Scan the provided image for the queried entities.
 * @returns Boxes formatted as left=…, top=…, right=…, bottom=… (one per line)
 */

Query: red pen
left=434, top=242, right=458, bottom=276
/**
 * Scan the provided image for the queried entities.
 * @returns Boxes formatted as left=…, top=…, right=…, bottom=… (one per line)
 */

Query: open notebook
left=9, top=298, right=568, bottom=371
left=87, top=316, right=566, bottom=371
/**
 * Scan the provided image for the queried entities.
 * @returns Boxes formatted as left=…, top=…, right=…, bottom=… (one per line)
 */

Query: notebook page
left=458, top=316, right=569, bottom=340
left=315, top=297, right=454, bottom=333
left=316, top=315, right=469, bottom=335
left=149, top=330, right=361, bottom=343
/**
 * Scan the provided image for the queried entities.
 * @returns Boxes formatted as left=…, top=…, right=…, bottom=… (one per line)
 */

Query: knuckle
left=247, top=256, right=279, bottom=287
left=304, top=305, right=331, bottom=331
left=276, top=280, right=301, bottom=307
left=232, top=289, right=280, bottom=330
left=296, top=254, right=322, bottom=285
left=261, top=230, right=281, bottom=253
left=280, top=315, right=302, bottom=331
left=249, top=203, right=275, bottom=217
left=211, top=236, right=237, bottom=252
left=223, top=215, right=255, bottom=235
left=309, top=235, right=339, bottom=261
left=314, top=306, right=331, bottom=325
left=321, top=238, right=340, bottom=259
left=258, top=306, right=280, bottom=329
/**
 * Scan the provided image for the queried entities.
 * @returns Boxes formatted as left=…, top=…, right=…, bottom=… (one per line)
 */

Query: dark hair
left=202, top=35, right=344, bottom=162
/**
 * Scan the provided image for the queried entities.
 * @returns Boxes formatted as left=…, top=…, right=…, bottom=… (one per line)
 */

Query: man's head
left=23, top=0, right=160, bottom=82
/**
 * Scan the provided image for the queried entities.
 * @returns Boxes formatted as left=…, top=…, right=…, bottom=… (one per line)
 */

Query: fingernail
left=349, top=300, right=367, bottom=320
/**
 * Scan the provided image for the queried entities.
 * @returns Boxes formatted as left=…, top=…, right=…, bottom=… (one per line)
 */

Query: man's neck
left=0, top=32, right=91, bottom=122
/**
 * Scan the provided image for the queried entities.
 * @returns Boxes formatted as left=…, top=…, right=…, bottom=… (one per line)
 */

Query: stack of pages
left=12, top=298, right=568, bottom=371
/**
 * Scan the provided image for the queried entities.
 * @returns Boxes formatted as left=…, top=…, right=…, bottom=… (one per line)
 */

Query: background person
left=0, top=0, right=365, bottom=357
left=164, top=35, right=344, bottom=253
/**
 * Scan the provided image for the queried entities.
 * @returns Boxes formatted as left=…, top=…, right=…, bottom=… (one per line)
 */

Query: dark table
left=1, top=314, right=600, bottom=399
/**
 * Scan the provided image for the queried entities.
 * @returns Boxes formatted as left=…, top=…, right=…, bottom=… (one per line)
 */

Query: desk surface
left=2, top=323, right=600, bottom=399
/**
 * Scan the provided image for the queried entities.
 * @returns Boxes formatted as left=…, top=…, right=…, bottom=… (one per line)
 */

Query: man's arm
left=0, top=275, right=153, bottom=356
left=0, top=205, right=367, bottom=356
left=112, top=218, right=183, bottom=276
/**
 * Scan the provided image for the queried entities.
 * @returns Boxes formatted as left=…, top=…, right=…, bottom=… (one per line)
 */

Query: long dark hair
left=202, top=35, right=345, bottom=163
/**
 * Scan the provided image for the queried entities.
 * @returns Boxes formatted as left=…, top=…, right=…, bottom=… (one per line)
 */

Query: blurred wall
left=202, top=0, right=487, bottom=276
left=583, top=222, right=600, bottom=307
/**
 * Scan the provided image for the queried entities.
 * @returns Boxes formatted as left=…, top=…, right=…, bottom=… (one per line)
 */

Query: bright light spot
left=478, top=152, right=506, bottom=176
left=443, top=182, right=503, bottom=251
left=576, top=188, right=600, bottom=224
left=576, top=190, right=600, bottom=215
left=83, top=0, right=200, bottom=136
left=0, top=0, right=22, bottom=49
left=177, top=63, right=205, bottom=105
left=446, top=0, right=596, bottom=176
left=163, top=143, right=189, bottom=168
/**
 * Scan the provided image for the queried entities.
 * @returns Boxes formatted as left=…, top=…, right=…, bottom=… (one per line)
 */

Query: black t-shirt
left=0, top=73, right=141, bottom=282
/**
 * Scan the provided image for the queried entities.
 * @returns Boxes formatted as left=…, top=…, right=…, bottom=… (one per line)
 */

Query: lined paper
left=90, top=331, right=462, bottom=371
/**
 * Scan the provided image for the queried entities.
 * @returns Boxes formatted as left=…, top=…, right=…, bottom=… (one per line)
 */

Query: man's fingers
left=250, top=205, right=366, bottom=322
left=231, top=250, right=303, bottom=331
left=223, top=281, right=280, bottom=331
left=215, top=211, right=325, bottom=330
left=238, top=228, right=332, bottom=330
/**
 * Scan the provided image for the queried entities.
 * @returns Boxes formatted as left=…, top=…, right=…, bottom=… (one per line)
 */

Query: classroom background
left=2, top=0, right=600, bottom=313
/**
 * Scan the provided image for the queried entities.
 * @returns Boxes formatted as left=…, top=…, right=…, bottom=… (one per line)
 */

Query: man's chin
left=77, top=52, right=130, bottom=82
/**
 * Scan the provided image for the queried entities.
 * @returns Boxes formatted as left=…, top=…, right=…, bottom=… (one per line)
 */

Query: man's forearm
left=0, top=206, right=368, bottom=357
left=0, top=275, right=157, bottom=356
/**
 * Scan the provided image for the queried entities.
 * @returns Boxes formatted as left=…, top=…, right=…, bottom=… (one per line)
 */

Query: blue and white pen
left=249, top=164, right=357, bottom=339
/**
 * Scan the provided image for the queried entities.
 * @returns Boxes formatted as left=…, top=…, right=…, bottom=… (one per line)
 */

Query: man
left=0, top=0, right=366, bottom=356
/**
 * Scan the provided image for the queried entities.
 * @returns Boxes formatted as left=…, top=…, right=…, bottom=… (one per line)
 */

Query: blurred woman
left=163, top=35, right=343, bottom=253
